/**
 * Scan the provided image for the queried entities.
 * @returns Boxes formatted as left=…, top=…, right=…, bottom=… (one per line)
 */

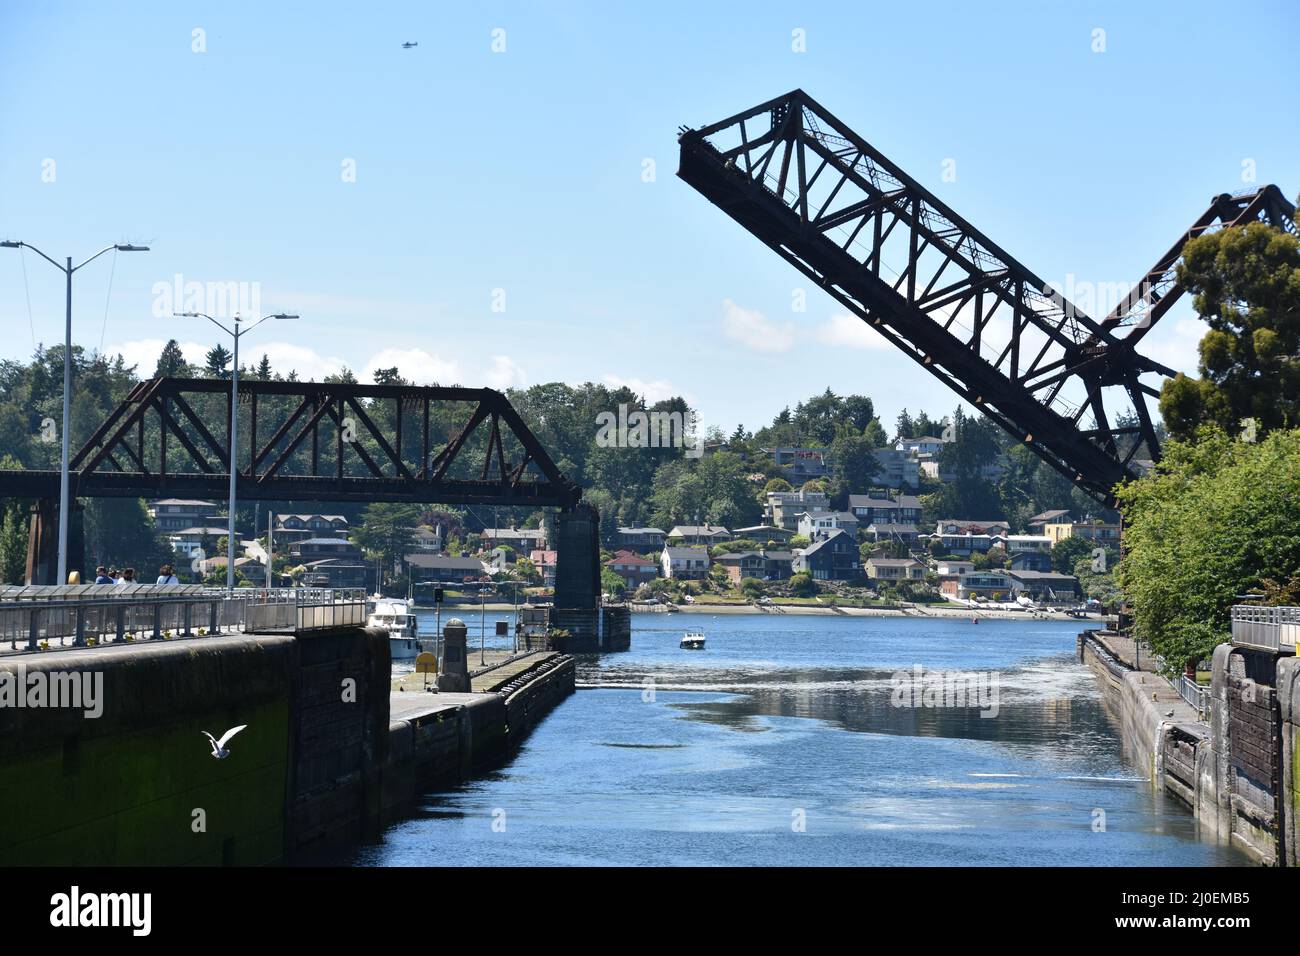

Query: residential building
left=895, top=435, right=949, bottom=456
left=730, top=525, right=794, bottom=546
left=768, top=446, right=833, bottom=482
left=167, top=526, right=230, bottom=560
left=865, top=556, right=925, bottom=583
left=957, top=570, right=1015, bottom=601
left=1010, top=551, right=1053, bottom=572
left=1006, top=569, right=1080, bottom=602
left=149, top=499, right=220, bottom=534
left=405, top=553, right=489, bottom=585
left=765, top=489, right=830, bottom=530
left=792, top=528, right=860, bottom=581
left=714, top=549, right=796, bottom=584
left=614, top=527, right=667, bottom=551
left=666, top=525, right=731, bottom=546
left=936, top=560, right=975, bottom=598
left=662, top=545, right=710, bottom=580
left=529, top=549, right=558, bottom=589
left=290, top=537, right=363, bottom=563
left=604, top=550, right=659, bottom=590
left=872, top=448, right=920, bottom=489
left=797, top=510, right=859, bottom=542
left=865, top=522, right=920, bottom=544
left=1044, top=520, right=1121, bottom=547
left=935, top=519, right=1011, bottom=536
left=481, top=526, right=546, bottom=553
left=849, top=493, right=921, bottom=526
left=274, top=513, right=349, bottom=544
left=991, top=534, right=1054, bottom=555
left=1026, top=509, right=1071, bottom=535
left=410, top=525, right=443, bottom=551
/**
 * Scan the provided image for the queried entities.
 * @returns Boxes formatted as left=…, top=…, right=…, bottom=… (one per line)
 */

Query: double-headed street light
left=175, top=310, right=299, bottom=591
left=1, top=240, right=149, bottom=585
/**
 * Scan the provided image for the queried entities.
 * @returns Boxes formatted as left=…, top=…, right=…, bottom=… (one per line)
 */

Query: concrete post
left=436, top=618, right=470, bottom=693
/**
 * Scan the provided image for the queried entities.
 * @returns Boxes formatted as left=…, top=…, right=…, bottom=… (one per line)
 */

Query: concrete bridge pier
left=25, top=497, right=84, bottom=585
left=551, top=504, right=630, bottom=653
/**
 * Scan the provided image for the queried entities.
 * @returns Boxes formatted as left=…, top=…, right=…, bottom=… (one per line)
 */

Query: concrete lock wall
left=1278, top=656, right=1300, bottom=867
left=0, top=636, right=296, bottom=866
left=0, top=625, right=392, bottom=867
left=1080, top=630, right=1295, bottom=865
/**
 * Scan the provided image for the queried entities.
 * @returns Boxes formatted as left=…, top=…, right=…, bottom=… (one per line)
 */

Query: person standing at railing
left=156, top=564, right=179, bottom=585
left=94, top=566, right=113, bottom=585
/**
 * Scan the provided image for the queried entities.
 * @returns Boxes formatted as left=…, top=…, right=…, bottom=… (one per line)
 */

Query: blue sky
left=1, top=0, right=1296, bottom=435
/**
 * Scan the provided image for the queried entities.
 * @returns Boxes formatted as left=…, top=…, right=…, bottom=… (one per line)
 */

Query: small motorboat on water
left=368, top=596, right=420, bottom=660
left=680, top=629, right=706, bottom=650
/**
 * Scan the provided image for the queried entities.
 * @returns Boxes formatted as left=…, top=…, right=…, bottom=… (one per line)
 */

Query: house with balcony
left=274, top=513, right=349, bottom=545
left=865, top=556, right=926, bottom=583
left=662, top=545, right=710, bottom=580
left=290, top=537, right=368, bottom=588
left=792, top=528, right=860, bottom=581
left=1026, top=509, right=1071, bottom=535
left=167, top=526, right=231, bottom=560
left=405, top=553, right=490, bottom=585
left=797, top=510, right=859, bottom=542
left=614, top=527, right=667, bottom=551
left=991, top=534, right=1054, bottom=555
left=410, top=525, right=443, bottom=551
left=149, top=499, right=220, bottom=534
left=729, top=525, right=794, bottom=546
left=957, top=570, right=1015, bottom=601
left=1043, top=520, right=1121, bottom=547
left=714, top=549, right=796, bottom=584
left=865, top=522, right=920, bottom=544
left=765, top=488, right=830, bottom=530
left=1006, top=569, right=1080, bottom=602
left=666, top=525, right=731, bottom=546
left=895, top=435, right=950, bottom=456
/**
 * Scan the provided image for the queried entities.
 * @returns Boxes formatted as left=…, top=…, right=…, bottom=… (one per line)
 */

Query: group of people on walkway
left=88, top=564, right=180, bottom=586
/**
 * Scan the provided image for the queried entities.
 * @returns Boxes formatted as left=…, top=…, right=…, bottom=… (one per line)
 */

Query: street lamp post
left=1, top=240, right=149, bottom=585
left=176, top=311, right=298, bottom=591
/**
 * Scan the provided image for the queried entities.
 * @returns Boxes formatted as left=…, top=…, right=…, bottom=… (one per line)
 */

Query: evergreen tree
left=155, top=339, right=189, bottom=378
left=204, top=343, right=233, bottom=379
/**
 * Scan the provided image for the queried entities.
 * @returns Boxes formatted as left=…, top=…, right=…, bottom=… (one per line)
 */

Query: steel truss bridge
left=678, top=89, right=1296, bottom=506
left=0, top=377, right=581, bottom=508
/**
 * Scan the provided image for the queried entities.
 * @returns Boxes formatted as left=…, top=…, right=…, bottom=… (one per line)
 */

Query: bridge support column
left=25, top=497, right=84, bottom=585
left=551, top=505, right=606, bottom=653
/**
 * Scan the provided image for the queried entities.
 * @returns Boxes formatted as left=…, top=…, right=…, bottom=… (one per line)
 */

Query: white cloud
left=721, top=298, right=794, bottom=352
left=815, top=313, right=890, bottom=350
left=102, top=338, right=208, bottom=373
left=484, top=355, right=527, bottom=390
left=361, top=348, right=461, bottom=385
left=601, top=373, right=691, bottom=406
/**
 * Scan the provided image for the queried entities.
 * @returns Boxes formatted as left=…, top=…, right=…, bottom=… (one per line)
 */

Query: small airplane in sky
left=401, top=41, right=418, bottom=49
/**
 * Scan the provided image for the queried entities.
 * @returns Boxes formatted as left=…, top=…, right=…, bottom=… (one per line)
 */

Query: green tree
left=1159, top=216, right=1300, bottom=441
left=351, top=503, right=422, bottom=584
left=788, top=571, right=817, bottom=597
left=204, top=343, right=232, bottom=379
left=155, top=339, right=189, bottom=377
left=1115, top=427, right=1300, bottom=673
left=1051, top=534, right=1095, bottom=573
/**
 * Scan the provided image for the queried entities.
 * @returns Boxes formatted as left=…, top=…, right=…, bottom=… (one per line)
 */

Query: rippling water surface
left=349, top=612, right=1243, bottom=866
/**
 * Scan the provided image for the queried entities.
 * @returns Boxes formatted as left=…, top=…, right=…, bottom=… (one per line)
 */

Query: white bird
left=202, top=725, right=248, bottom=760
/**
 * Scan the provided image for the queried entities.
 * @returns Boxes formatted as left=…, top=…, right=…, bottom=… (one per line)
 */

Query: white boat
left=680, top=629, right=706, bottom=650
left=368, top=596, right=420, bottom=660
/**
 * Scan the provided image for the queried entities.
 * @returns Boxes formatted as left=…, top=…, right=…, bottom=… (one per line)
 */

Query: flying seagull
left=401, top=41, right=418, bottom=49
left=202, top=725, right=248, bottom=760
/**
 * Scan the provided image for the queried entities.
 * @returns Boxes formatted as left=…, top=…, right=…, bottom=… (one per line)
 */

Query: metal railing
left=1231, top=605, right=1300, bottom=654
left=0, top=585, right=366, bottom=654
left=1174, top=674, right=1211, bottom=717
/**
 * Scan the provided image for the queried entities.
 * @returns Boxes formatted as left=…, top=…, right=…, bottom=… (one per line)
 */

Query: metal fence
left=0, top=585, right=366, bottom=654
left=1174, top=674, right=1211, bottom=717
left=1231, top=605, right=1300, bottom=654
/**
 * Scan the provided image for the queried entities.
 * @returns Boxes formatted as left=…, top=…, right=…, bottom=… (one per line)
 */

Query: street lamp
left=1, top=240, right=149, bottom=585
left=176, top=310, right=299, bottom=591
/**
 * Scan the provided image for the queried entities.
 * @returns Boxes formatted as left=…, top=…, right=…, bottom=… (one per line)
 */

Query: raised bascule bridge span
left=677, top=89, right=1295, bottom=507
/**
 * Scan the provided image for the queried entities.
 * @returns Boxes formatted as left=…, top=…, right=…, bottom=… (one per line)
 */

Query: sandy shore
left=644, top=602, right=1100, bottom=622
